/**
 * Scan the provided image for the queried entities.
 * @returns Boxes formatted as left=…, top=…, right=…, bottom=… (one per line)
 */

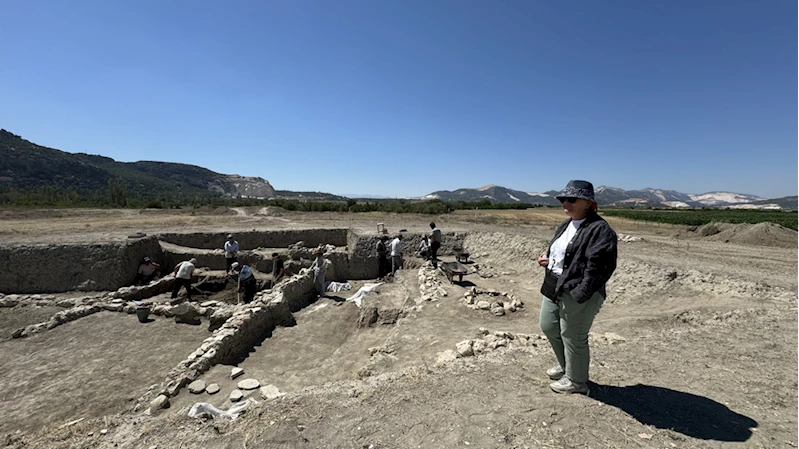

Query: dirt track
left=0, top=208, right=796, bottom=449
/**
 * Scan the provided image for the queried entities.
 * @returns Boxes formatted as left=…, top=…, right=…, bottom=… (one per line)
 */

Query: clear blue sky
left=1, top=0, right=796, bottom=198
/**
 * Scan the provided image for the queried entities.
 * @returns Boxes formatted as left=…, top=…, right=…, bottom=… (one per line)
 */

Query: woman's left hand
left=537, top=252, right=549, bottom=267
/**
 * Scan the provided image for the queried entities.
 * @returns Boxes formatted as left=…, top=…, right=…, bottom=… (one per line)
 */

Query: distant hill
left=729, top=196, right=798, bottom=211
left=422, top=184, right=561, bottom=206
left=0, top=129, right=336, bottom=201
left=275, top=190, right=348, bottom=201
left=419, top=184, right=793, bottom=210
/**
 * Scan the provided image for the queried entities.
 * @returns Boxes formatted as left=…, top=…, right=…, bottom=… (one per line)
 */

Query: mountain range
left=0, top=129, right=345, bottom=202
left=0, top=129, right=794, bottom=209
left=419, top=184, right=797, bottom=210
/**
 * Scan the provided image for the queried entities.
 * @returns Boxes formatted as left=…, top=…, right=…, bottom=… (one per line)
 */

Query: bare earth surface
left=0, top=207, right=796, bottom=449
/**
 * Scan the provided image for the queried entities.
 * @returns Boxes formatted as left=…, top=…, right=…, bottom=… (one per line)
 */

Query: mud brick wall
left=159, top=246, right=272, bottom=273
left=345, top=230, right=380, bottom=279
left=157, top=229, right=349, bottom=250
left=0, top=236, right=163, bottom=294
left=399, top=232, right=467, bottom=257
left=345, top=230, right=466, bottom=278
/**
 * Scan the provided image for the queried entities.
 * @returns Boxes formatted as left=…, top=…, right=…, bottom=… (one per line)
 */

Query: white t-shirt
left=225, top=241, right=239, bottom=258
left=176, top=261, right=195, bottom=279
left=390, top=238, right=402, bottom=257
left=547, top=218, right=585, bottom=275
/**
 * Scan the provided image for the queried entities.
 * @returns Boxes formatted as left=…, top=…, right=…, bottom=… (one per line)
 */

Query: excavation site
left=0, top=208, right=796, bottom=449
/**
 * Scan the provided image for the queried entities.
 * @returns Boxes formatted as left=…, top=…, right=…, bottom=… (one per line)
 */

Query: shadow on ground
left=588, top=382, right=758, bottom=442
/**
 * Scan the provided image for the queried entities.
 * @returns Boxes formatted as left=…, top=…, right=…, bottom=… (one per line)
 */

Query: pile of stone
left=417, top=263, right=448, bottom=302
left=436, top=328, right=548, bottom=364
left=462, top=287, right=524, bottom=316
left=288, top=241, right=338, bottom=261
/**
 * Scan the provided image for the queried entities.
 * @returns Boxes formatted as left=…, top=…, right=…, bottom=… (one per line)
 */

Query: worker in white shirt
left=172, top=258, right=197, bottom=300
left=390, top=234, right=404, bottom=275
left=224, top=234, right=239, bottom=274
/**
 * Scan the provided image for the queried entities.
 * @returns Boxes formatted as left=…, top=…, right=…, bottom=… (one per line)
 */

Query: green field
left=601, top=208, right=798, bottom=231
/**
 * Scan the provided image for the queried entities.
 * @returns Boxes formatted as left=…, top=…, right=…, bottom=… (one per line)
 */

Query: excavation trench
left=0, top=228, right=467, bottom=432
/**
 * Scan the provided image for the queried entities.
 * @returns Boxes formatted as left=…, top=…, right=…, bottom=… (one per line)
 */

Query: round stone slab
left=187, top=380, right=206, bottom=394
left=205, top=383, right=220, bottom=394
left=237, top=378, right=260, bottom=390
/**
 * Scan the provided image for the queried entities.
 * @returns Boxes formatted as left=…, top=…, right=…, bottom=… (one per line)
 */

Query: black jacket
left=545, top=211, right=618, bottom=303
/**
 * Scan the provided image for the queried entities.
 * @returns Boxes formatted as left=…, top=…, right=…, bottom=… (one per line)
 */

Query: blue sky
left=1, top=0, right=796, bottom=198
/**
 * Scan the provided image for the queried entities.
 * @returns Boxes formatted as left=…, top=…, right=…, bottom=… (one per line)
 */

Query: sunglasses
left=559, top=197, right=578, bottom=204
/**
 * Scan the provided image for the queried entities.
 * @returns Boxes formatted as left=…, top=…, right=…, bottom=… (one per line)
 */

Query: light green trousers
left=539, top=290, right=604, bottom=383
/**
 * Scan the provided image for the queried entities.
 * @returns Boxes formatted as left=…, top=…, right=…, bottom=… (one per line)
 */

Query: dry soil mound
left=257, top=206, right=287, bottom=217
left=702, top=222, right=797, bottom=247
left=211, top=207, right=238, bottom=216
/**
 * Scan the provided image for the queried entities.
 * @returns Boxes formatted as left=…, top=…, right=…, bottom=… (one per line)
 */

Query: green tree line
left=601, top=208, right=798, bottom=230
left=0, top=182, right=540, bottom=214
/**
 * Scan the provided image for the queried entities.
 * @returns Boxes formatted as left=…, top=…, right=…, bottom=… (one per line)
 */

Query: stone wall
left=157, top=229, right=349, bottom=250
left=0, top=236, right=163, bottom=294
left=144, top=268, right=320, bottom=406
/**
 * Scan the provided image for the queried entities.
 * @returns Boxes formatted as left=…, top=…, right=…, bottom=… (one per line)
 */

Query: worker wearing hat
left=231, top=262, right=257, bottom=304
left=134, top=256, right=161, bottom=285
left=224, top=234, right=239, bottom=274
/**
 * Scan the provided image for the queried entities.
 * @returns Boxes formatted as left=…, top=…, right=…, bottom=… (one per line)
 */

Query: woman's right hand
left=537, top=252, right=549, bottom=267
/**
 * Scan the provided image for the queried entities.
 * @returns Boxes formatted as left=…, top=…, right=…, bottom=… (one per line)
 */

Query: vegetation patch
left=602, top=208, right=798, bottom=230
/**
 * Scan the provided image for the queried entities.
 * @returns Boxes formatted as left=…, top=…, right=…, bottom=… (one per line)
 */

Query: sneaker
left=546, top=365, right=565, bottom=380
left=550, top=377, right=589, bottom=395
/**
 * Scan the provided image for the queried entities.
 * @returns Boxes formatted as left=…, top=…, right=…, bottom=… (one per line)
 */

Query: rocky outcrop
left=208, top=174, right=276, bottom=199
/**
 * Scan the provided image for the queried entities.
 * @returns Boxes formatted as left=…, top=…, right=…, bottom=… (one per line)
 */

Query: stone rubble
left=149, top=394, right=170, bottom=412
left=462, top=287, right=524, bottom=316
left=260, top=384, right=286, bottom=400
left=416, top=262, right=448, bottom=303
left=437, top=327, right=630, bottom=366
left=12, top=304, right=104, bottom=338
left=435, top=328, right=550, bottom=365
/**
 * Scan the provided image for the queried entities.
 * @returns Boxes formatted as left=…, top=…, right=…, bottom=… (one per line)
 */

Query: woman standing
left=538, top=180, right=617, bottom=395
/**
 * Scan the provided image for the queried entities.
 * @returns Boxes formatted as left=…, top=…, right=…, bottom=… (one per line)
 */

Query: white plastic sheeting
left=345, top=283, right=384, bottom=308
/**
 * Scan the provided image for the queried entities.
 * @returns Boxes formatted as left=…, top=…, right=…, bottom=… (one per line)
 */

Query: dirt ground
left=0, top=312, right=211, bottom=436
left=0, top=305, right=65, bottom=340
left=0, top=207, right=796, bottom=449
